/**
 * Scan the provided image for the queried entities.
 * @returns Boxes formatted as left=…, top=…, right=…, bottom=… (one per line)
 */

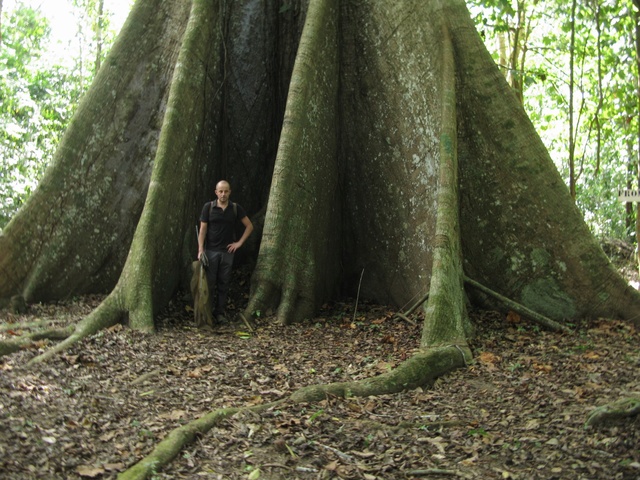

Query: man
left=197, top=180, right=253, bottom=324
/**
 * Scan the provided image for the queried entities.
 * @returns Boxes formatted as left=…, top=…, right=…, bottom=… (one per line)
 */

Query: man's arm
left=228, top=216, right=254, bottom=253
left=197, top=221, right=208, bottom=259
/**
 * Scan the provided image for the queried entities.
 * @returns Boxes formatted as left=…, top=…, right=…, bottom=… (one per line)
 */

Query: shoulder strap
left=208, top=200, right=236, bottom=219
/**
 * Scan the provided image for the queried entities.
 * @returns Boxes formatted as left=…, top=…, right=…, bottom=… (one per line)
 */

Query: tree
left=0, top=0, right=126, bottom=228
left=470, top=0, right=640, bottom=242
left=0, top=4, right=61, bottom=226
left=1, top=0, right=640, bottom=474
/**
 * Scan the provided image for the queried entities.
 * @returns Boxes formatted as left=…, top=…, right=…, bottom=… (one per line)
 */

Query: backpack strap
left=208, top=200, right=237, bottom=220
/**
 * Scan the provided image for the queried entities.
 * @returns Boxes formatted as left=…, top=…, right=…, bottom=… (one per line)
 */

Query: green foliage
left=469, top=0, right=640, bottom=242
left=2, top=0, right=638, bottom=246
left=0, top=1, right=125, bottom=229
left=0, top=4, right=69, bottom=227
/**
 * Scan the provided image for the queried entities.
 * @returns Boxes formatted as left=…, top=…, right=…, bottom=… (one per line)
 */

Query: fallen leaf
left=248, top=468, right=261, bottom=480
left=533, top=363, right=553, bottom=373
left=159, top=409, right=187, bottom=420
left=76, top=465, right=105, bottom=478
left=478, top=351, right=501, bottom=370
left=99, top=430, right=117, bottom=442
left=506, top=311, right=521, bottom=324
left=324, top=461, right=339, bottom=471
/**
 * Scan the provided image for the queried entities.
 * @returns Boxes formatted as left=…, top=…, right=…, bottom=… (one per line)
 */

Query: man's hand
left=227, top=242, right=242, bottom=253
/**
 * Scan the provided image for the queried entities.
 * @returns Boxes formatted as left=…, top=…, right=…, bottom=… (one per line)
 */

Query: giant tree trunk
left=1, top=0, right=639, bottom=367
left=0, top=0, right=191, bottom=301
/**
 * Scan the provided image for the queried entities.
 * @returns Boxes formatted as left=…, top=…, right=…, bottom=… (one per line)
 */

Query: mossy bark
left=446, top=0, right=640, bottom=324
left=290, top=345, right=471, bottom=403
left=119, top=0, right=225, bottom=331
left=24, top=0, right=227, bottom=363
left=0, top=0, right=191, bottom=302
left=421, top=22, right=470, bottom=348
left=584, top=397, right=640, bottom=428
left=0, top=325, right=73, bottom=357
left=1, top=0, right=639, bottom=367
left=117, top=406, right=244, bottom=480
left=3, top=0, right=635, bottom=475
left=245, top=0, right=342, bottom=324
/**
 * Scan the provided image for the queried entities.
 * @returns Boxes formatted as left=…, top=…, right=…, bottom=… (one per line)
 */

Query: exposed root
left=119, top=345, right=470, bottom=479
left=405, top=468, right=470, bottom=478
left=26, top=294, right=123, bottom=367
left=0, top=319, right=50, bottom=332
left=584, top=396, right=640, bottom=428
left=117, top=403, right=282, bottom=480
left=0, top=325, right=74, bottom=357
left=290, top=345, right=470, bottom=402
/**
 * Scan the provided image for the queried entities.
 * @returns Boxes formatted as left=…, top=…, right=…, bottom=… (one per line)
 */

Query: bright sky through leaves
left=4, top=0, right=132, bottom=61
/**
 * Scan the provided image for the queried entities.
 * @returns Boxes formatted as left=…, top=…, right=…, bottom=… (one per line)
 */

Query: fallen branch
left=313, top=442, right=355, bottom=462
left=237, top=312, right=256, bottom=332
left=584, top=396, right=640, bottom=428
left=393, top=291, right=429, bottom=325
left=405, top=468, right=469, bottom=478
left=463, top=276, right=572, bottom=334
left=130, top=369, right=163, bottom=386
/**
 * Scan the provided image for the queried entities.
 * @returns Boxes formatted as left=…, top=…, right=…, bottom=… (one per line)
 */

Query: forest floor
left=1, top=249, right=640, bottom=480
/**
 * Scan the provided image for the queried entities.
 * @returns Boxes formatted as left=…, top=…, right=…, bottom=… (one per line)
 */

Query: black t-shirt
left=200, top=201, right=247, bottom=251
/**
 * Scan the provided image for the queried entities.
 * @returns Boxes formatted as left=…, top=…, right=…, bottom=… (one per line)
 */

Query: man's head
left=215, top=180, right=231, bottom=204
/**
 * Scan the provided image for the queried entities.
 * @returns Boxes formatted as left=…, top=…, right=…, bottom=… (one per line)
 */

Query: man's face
left=215, top=183, right=231, bottom=203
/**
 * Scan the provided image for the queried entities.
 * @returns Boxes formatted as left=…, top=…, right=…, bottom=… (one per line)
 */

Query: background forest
left=1, top=0, right=639, bottom=243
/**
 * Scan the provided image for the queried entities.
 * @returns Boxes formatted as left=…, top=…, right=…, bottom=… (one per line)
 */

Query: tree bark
left=0, top=0, right=638, bottom=367
left=0, top=0, right=191, bottom=301
left=447, top=0, right=640, bottom=325
left=0, top=0, right=638, bottom=474
left=245, top=0, right=342, bottom=324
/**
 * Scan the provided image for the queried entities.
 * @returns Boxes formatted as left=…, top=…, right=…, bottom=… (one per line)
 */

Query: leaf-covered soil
left=1, top=264, right=640, bottom=480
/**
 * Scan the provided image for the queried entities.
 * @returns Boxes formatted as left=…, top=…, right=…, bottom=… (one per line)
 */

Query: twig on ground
left=313, top=442, right=355, bottom=463
left=353, top=268, right=365, bottom=322
left=405, top=468, right=468, bottom=477
left=463, top=276, right=572, bottom=334
left=130, top=369, right=162, bottom=385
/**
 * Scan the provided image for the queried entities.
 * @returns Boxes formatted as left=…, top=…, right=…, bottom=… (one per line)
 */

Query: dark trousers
left=204, top=250, right=234, bottom=315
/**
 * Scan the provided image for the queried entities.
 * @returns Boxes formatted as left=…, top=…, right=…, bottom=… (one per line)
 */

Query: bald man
left=197, top=180, right=253, bottom=324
